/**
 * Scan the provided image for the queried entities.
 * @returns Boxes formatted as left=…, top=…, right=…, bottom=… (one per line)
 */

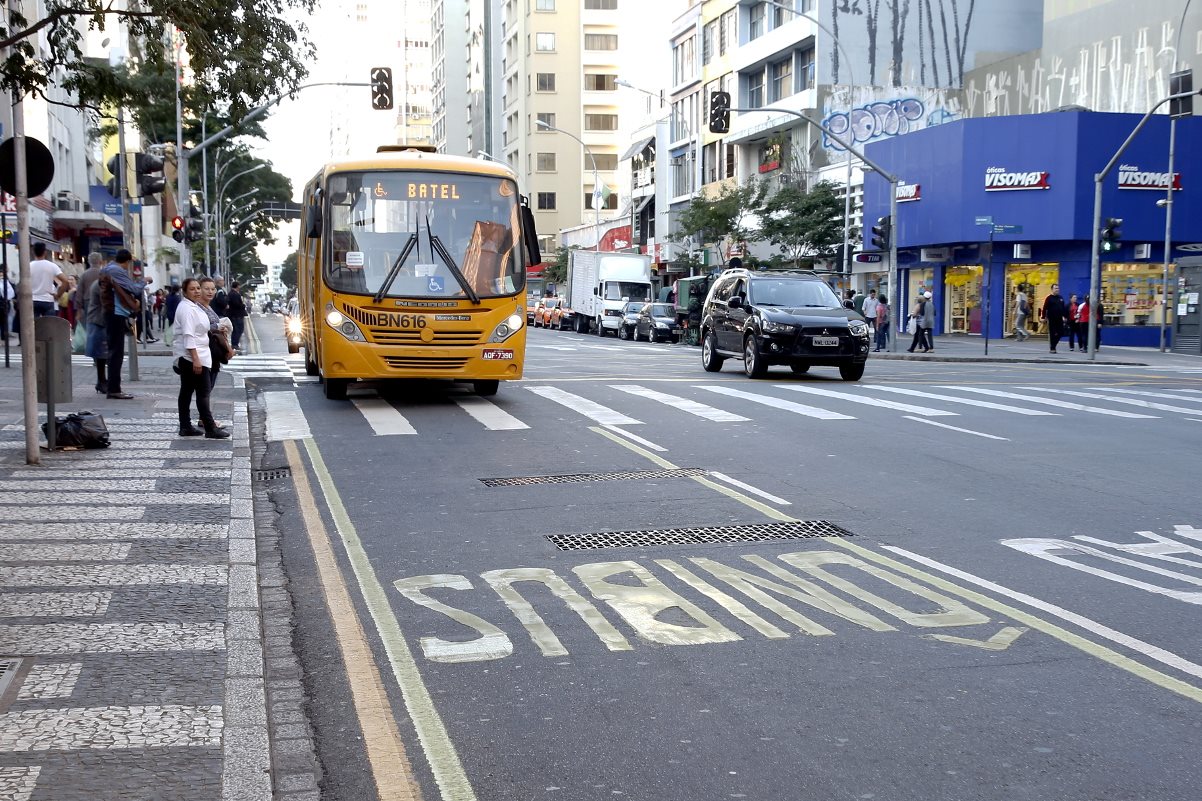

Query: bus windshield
left=324, top=170, right=525, bottom=300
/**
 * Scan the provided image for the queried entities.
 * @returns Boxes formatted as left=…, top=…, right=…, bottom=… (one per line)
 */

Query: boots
left=203, top=422, right=231, bottom=439
left=179, top=423, right=204, bottom=437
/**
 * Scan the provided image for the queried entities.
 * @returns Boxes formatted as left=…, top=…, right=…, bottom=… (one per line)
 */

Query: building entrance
left=944, top=266, right=983, bottom=334
left=1005, top=264, right=1058, bottom=338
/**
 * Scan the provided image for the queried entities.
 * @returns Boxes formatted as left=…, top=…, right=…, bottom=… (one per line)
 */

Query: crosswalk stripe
left=0, top=622, right=223, bottom=654
left=452, top=396, right=529, bottom=430
left=0, top=704, right=221, bottom=750
left=0, top=592, right=111, bottom=618
left=526, top=386, right=643, bottom=425
left=0, top=544, right=130, bottom=562
left=939, top=386, right=1157, bottom=418
left=610, top=385, right=750, bottom=422
left=696, top=385, right=855, bottom=420
left=0, top=564, right=226, bottom=587
left=1087, top=387, right=1202, bottom=403
left=862, top=385, right=1058, bottom=415
left=265, top=391, right=312, bottom=440
left=352, top=398, right=417, bottom=435
left=1017, top=386, right=1202, bottom=414
left=776, top=385, right=958, bottom=417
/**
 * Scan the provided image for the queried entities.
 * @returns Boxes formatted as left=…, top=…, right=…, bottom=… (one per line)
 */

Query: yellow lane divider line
left=588, top=426, right=1202, bottom=707
left=284, top=439, right=422, bottom=801
left=298, top=436, right=478, bottom=801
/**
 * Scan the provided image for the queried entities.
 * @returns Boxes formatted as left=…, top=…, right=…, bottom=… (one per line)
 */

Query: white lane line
left=611, top=385, right=750, bottom=422
left=528, top=344, right=579, bottom=352
left=939, top=386, right=1158, bottom=418
left=882, top=545, right=1202, bottom=682
left=903, top=416, right=1009, bottom=440
left=352, top=399, right=418, bottom=435
left=1088, top=387, right=1202, bottom=403
left=0, top=544, right=131, bottom=562
left=0, top=704, right=222, bottom=751
left=0, top=622, right=224, bottom=654
left=1018, top=386, right=1202, bottom=415
left=863, top=385, right=1058, bottom=415
left=599, top=424, right=667, bottom=452
left=1190, top=418, right=1202, bottom=423
left=265, top=391, right=312, bottom=440
left=0, top=767, right=39, bottom=801
left=0, top=592, right=112, bottom=618
left=777, top=385, right=958, bottom=417
left=17, top=663, right=83, bottom=700
left=708, top=472, right=791, bottom=505
left=525, top=386, right=642, bottom=425
left=696, top=385, right=855, bottom=420
left=452, top=396, right=529, bottom=430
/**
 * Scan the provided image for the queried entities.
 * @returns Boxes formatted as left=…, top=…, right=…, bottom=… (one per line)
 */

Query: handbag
left=209, top=331, right=231, bottom=365
left=906, top=317, right=917, bottom=335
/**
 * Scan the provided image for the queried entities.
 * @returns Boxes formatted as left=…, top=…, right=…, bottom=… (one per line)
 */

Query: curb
left=867, top=354, right=1150, bottom=366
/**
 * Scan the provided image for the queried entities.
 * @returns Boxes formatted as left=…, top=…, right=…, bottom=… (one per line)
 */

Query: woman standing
left=873, top=295, right=889, bottom=352
left=1066, top=293, right=1081, bottom=351
left=1075, top=297, right=1092, bottom=352
left=199, top=277, right=233, bottom=389
left=173, top=278, right=230, bottom=439
left=907, top=293, right=930, bottom=353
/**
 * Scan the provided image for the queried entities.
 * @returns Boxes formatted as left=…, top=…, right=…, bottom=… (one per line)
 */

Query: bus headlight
left=489, top=313, right=525, bottom=343
left=326, top=310, right=345, bottom=327
left=325, top=304, right=365, bottom=341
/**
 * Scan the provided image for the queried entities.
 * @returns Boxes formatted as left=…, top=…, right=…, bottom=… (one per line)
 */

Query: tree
left=759, top=181, right=853, bottom=269
left=673, top=179, right=768, bottom=257
left=546, top=246, right=574, bottom=287
left=1, top=0, right=316, bottom=118
left=278, top=252, right=298, bottom=291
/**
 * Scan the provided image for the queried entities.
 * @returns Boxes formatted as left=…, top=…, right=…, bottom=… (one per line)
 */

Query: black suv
left=700, top=269, right=870, bottom=381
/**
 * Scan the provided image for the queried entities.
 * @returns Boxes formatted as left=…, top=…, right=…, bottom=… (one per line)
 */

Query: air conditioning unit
left=55, top=191, right=76, bottom=211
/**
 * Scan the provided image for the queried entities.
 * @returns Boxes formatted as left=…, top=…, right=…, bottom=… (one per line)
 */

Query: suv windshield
left=749, top=278, right=842, bottom=308
left=624, top=302, right=645, bottom=314
left=605, top=282, right=651, bottom=301
left=648, top=304, right=673, bottom=317
left=324, top=170, right=525, bottom=300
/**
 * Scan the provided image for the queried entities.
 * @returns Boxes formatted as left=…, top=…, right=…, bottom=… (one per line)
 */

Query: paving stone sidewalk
left=0, top=345, right=298, bottom=801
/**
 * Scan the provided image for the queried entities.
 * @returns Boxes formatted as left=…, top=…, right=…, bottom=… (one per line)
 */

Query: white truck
left=565, top=250, right=653, bottom=336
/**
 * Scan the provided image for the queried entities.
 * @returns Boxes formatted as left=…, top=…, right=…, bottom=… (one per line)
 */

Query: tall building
left=323, top=0, right=407, bottom=157
left=432, top=0, right=470, bottom=155
left=466, top=0, right=505, bottom=159
left=400, top=0, right=435, bottom=145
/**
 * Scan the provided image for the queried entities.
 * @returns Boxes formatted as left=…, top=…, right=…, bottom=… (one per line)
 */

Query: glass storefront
left=1004, top=263, right=1059, bottom=337
left=1101, top=263, right=1175, bottom=326
left=907, top=268, right=933, bottom=314
left=943, top=266, right=983, bottom=334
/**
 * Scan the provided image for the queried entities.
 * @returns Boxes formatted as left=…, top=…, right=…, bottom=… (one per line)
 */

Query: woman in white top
left=173, top=278, right=230, bottom=439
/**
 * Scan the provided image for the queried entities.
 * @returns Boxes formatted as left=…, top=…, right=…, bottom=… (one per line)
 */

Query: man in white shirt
left=29, top=242, right=67, bottom=318
left=861, top=289, right=879, bottom=332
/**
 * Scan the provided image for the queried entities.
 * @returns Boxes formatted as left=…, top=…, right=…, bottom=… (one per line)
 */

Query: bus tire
left=324, top=378, right=349, bottom=400
left=473, top=379, right=499, bottom=397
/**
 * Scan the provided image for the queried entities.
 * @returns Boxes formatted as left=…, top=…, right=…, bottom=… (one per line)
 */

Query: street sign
left=854, top=253, right=883, bottom=263
left=993, top=224, right=1023, bottom=234
left=974, top=216, right=993, bottom=225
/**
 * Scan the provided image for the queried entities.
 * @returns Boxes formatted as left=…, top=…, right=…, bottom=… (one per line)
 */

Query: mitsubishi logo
left=822, top=329, right=830, bottom=335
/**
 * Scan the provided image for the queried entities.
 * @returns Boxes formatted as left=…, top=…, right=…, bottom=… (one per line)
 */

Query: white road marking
left=0, top=704, right=222, bottom=751
left=0, top=492, right=227, bottom=506
left=611, top=385, right=750, bottom=422
left=0, top=767, right=39, bottom=801
left=939, top=386, right=1158, bottom=418
left=599, top=424, right=667, bottom=452
left=695, top=385, right=855, bottom=420
left=883, top=545, right=1202, bottom=681
left=777, top=384, right=958, bottom=416
left=352, top=399, right=418, bottom=435
left=0, top=564, right=226, bottom=587
left=452, top=396, right=530, bottom=430
left=0, top=544, right=131, bottom=562
left=862, top=385, right=1058, bottom=415
left=0, top=622, right=224, bottom=653
left=0, top=523, right=225, bottom=540
left=903, top=416, right=1010, bottom=440
left=17, top=663, right=83, bottom=700
left=525, top=386, right=642, bottom=425
left=1088, top=387, right=1202, bottom=402
left=528, top=343, right=579, bottom=351
left=0, top=469, right=216, bottom=479
left=265, top=391, right=312, bottom=440
left=0, top=506, right=144, bottom=521
left=1018, top=386, right=1202, bottom=414
left=707, top=472, right=791, bottom=505
left=0, top=479, right=159, bottom=491
left=0, top=592, right=111, bottom=618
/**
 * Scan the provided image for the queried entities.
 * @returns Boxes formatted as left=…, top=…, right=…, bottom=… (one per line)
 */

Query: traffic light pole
left=116, top=104, right=139, bottom=380
left=728, top=106, right=901, bottom=351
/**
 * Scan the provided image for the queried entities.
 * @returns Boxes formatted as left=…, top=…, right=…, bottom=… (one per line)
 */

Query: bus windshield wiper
left=427, top=218, right=480, bottom=305
left=372, top=226, right=419, bottom=304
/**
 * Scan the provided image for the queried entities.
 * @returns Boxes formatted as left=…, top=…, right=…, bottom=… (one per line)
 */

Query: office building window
left=585, top=73, right=617, bottom=91
left=747, top=69, right=765, bottom=108
left=798, top=47, right=815, bottom=90
left=749, top=2, right=766, bottom=40
left=724, top=143, right=736, bottom=179
left=591, top=153, right=617, bottom=171
left=771, top=57, right=793, bottom=101
left=703, top=142, right=718, bottom=184
left=536, top=112, right=556, bottom=129
left=537, top=192, right=556, bottom=210
left=585, top=113, right=618, bottom=130
left=536, top=152, right=556, bottom=171
left=702, top=21, right=716, bottom=65
left=535, top=0, right=554, bottom=9
left=584, top=33, right=618, bottom=50
left=585, top=0, right=617, bottom=7
left=719, top=9, right=736, bottom=54
left=535, top=32, right=555, bottom=51
left=584, top=190, right=619, bottom=210
left=673, top=35, right=696, bottom=85
left=536, top=72, right=556, bottom=91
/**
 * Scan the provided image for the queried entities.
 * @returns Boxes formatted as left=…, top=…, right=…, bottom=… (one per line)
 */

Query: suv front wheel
left=701, top=331, right=725, bottom=372
left=839, top=363, right=866, bottom=382
left=743, top=335, right=768, bottom=379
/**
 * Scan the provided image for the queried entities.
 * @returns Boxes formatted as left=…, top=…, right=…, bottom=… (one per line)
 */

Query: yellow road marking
left=245, top=315, right=260, bottom=354
left=300, top=437, right=477, bottom=801
left=284, top=440, right=421, bottom=801
left=590, top=427, right=1202, bottom=706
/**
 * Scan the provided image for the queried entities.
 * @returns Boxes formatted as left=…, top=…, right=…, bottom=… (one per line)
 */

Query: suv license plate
left=812, top=336, right=839, bottom=347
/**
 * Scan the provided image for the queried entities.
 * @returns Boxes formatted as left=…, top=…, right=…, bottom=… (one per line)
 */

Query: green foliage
left=546, top=245, right=575, bottom=286
left=673, top=180, right=768, bottom=249
left=278, top=252, right=298, bottom=290
left=760, top=181, right=853, bottom=268
left=0, top=0, right=316, bottom=120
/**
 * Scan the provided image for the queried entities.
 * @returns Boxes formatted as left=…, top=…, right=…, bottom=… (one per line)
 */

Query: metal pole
left=11, top=80, right=38, bottom=463
left=175, top=32, right=190, bottom=272
left=843, top=155, right=853, bottom=282
left=984, top=228, right=993, bottom=356
left=202, top=114, right=212, bottom=275
left=117, top=106, right=139, bottom=381
left=1087, top=178, right=1103, bottom=360
left=1160, top=117, right=1176, bottom=352
left=2, top=211, right=10, bottom=368
left=888, top=180, right=899, bottom=352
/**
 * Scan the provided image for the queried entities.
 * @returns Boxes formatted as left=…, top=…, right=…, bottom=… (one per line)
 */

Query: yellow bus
left=295, top=146, right=542, bottom=400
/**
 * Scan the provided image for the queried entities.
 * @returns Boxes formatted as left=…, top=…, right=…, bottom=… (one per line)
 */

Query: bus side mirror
left=520, top=205, right=541, bottom=265
left=306, top=202, right=323, bottom=239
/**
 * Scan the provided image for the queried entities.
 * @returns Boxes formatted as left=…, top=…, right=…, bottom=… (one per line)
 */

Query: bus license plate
left=812, top=336, right=839, bottom=347
left=482, top=348, right=515, bottom=360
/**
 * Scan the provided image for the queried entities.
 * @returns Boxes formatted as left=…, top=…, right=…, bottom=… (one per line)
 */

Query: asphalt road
left=247, top=315, right=1202, bottom=801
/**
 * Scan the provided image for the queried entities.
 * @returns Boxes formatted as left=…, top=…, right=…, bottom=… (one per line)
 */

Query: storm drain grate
left=547, top=520, right=854, bottom=551
left=0, top=658, right=22, bottom=697
left=254, top=468, right=292, bottom=482
left=481, top=468, right=709, bottom=487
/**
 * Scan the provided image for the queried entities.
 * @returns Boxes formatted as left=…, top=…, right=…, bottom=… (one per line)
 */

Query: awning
left=50, top=209, right=124, bottom=234
left=620, top=136, right=655, bottom=161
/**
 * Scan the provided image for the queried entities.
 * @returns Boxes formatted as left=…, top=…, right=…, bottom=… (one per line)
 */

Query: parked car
left=633, top=302, right=680, bottom=343
left=617, top=301, right=646, bottom=340
left=549, top=302, right=576, bottom=331
left=699, top=269, right=871, bottom=381
left=533, top=297, right=561, bottom=328
left=527, top=295, right=539, bottom=325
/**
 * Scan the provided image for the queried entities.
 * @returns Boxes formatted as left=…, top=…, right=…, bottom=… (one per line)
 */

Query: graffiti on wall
left=821, top=89, right=963, bottom=152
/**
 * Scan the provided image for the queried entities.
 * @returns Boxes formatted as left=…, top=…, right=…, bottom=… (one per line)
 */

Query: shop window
left=1102, top=263, right=1176, bottom=327
left=1005, top=264, right=1059, bottom=338
left=943, top=266, right=983, bottom=334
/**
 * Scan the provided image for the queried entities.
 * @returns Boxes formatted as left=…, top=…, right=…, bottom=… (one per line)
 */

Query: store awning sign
left=984, top=168, right=1050, bottom=191
left=1117, top=165, right=1182, bottom=191
left=895, top=182, right=921, bottom=202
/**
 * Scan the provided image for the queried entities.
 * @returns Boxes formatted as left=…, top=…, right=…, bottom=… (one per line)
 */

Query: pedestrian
left=1066, top=293, right=1080, bottom=351
left=77, top=253, right=109, bottom=394
left=873, top=294, right=889, bottom=352
left=227, top=280, right=247, bottom=352
left=852, top=289, right=866, bottom=315
left=173, top=277, right=229, bottom=439
left=907, top=293, right=930, bottom=353
left=140, top=276, right=158, bottom=344
left=58, top=275, right=77, bottom=326
left=920, top=290, right=935, bottom=350
left=198, top=277, right=234, bottom=390
left=29, top=242, right=69, bottom=318
left=165, top=284, right=181, bottom=328
left=154, top=289, right=166, bottom=331
left=211, top=276, right=229, bottom=317
left=1040, top=283, right=1068, bottom=353
left=1075, top=296, right=1092, bottom=352
left=861, top=289, right=879, bottom=333
left=843, top=288, right=855, bottom=310
left=98, top=249, right=145, bottom=399
left=1013, top=287, right=1031, bottom=341
left=0, top=269, right=14, bottom=340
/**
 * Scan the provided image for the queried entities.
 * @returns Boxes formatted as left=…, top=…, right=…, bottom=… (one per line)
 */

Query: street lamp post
left=220, top=195, right=260, bottom=276
left=536, top=120, right=600, bottom=253
left=214, top=166, right=265, bottom=276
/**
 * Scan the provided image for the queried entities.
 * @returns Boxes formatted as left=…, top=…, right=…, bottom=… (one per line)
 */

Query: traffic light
left=1100, top=217, right=1123, bottom=253
left=184, top=206, right=205, bottom=243
left=870, top=215, right=892, bottom=251
left=105, top=154, right=124, bottom=199
left=134, top=153, right=166, bottom=198
left=708, top=90, right=731, bottom=134
left=370, top=67, right=394, bottom=110
left=171, top=215, right=185, bottom=243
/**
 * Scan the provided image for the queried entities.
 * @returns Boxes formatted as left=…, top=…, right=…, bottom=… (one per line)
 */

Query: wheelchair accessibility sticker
left=428, top=276, right=445, bottom=293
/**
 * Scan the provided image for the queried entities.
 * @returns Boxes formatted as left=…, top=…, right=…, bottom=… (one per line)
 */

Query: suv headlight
left=849, top=320, right=870, bottom=337
left=762, top=320, right=797, bottom=333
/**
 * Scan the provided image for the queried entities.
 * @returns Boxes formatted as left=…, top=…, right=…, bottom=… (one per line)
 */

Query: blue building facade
left=863, top=112, right=1202, bottom=347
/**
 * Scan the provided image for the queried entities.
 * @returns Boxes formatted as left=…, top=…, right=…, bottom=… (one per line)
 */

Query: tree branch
left=0, top=5, right=164, bottom=50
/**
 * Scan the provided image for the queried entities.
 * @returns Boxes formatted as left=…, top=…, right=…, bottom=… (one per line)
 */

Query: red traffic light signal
left=171, top=215, right=185, bottom=242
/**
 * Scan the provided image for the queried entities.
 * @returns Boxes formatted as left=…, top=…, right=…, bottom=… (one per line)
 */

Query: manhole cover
left=547, top=520, right=854, bottom=551
left=254, top=468, right=292, bottom=482
left=481, top=468, right=708, bottom=487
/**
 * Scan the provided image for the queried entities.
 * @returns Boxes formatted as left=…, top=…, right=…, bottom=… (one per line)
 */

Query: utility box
left=34, top=316, right=72, bottom=404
